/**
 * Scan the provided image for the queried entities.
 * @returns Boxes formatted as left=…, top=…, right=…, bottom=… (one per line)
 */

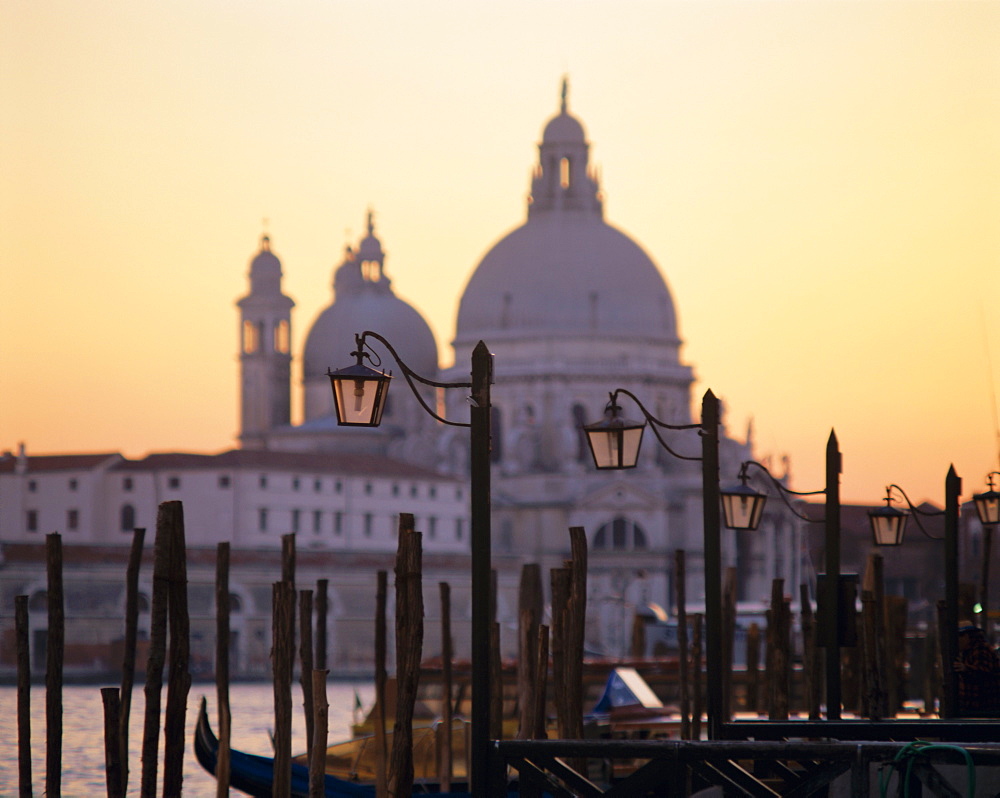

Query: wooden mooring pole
left=163, top=502, right=190, bottom=798
left=272, top=579, right=295, bottom=798
left=16, top=594, right=31, bottom=798
left=215, top=541, right=232, bottom=798
left=118, top=527, right=145, bottom=797
left=101, top=687, right=123, bottom=798
left=46, top=532, right=64, bottom=798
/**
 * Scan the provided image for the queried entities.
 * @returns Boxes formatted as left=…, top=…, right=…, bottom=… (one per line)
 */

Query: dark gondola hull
left=194, top=697, right=469, bottom=798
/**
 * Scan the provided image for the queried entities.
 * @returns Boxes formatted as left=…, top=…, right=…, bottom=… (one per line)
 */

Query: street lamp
left=718, top=432, right=844, bottom=720
left=867, top=470, right=961, bottom=717
left=328, top=331, right=495, bottom=793
left=584, top=388, right=725, bottom=738
left=971, top=473, right=999, bottom=642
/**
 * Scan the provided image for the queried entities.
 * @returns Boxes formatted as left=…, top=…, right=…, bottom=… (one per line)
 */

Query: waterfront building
left=0, top=84, right=803, bottom=677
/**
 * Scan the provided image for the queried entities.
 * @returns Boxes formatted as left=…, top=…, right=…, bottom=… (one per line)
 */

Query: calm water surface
left=0, top=681, right=374, bottom=796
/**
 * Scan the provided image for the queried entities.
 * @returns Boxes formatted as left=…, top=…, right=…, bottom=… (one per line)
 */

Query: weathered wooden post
left=766, top=578, right=790, bottom=720
left=746, top=622, right=761, bottom=715
left=799, top=583, right=820, bottom=719
left=163, top=501, right=191, bottom=798
left=375, top=570, right=388, bottom=798
left=118, top=527, right=145, bottom=798
left=675, top=550, right=690, bottom=739
left=16, top=594, right=31, bottom=798
left=102, top=687, right=123, bottom=798
left=140, top=512, right=170, bottom=798
left=721, top=566, right=738, bottom=721
left=309, top=669, right=329, bottom=798
left=300, top=589, right=316, bottom=756
left=316, top=578, right=329, bottom=671
left=549, top=566, right=570, bottom=737
left=46, top=532, right=64, bottom=798
left=490, top=622, right=503, bottom=739
left=439, top=582, right=453, bottom=791
left=272, top=579, right=295, bottom=798
left=389, top=513, right=423, bottom=798
left=215, top=541, right=232, bottom=798
left=566, top=527, right=587, bottom=742
left=533, top=625, right=550, bottom=741
left=516, top=564, right=543, bottom=741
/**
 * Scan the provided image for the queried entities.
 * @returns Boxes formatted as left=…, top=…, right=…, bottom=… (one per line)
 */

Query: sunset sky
left=2, top=1, right=998, bottom=505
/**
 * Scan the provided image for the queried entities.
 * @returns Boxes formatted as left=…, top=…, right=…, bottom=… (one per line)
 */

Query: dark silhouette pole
left=824, top=431, right=842, bottom=719
left=701, top=390, right=723, bottom=739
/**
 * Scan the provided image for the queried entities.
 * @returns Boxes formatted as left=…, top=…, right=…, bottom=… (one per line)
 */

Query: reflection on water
left=0, top=681, right=374, bottom=796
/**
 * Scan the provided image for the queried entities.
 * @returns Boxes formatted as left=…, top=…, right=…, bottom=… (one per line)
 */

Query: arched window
left=560, top=157, right=571, bottom=188
left=593, top=516, right=648, bottom=551
left=273, top=320, right=290, bottom=354
left=120, top=504, right=136, bottom=532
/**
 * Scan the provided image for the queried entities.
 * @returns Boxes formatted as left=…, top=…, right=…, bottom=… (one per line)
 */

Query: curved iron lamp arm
left=884, top=483, right=944, bottom=540
left=737, top=460, right=825, bottom=523
left=609, top=388, right=702, bottom=462
left=356, top=331, right=471, bottom=428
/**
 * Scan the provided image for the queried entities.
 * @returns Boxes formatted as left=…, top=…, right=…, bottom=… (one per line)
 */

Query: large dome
left=454, top=85, right=679, bottom=349
left=455, top=214, right=678, bottom=345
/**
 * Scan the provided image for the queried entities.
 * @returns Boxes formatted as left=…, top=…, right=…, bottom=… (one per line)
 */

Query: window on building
left=243, top=319, right=256, bottom=353
left=313, top=510, right=322, bottom=534
left=27, top=480, right=36, bottom=493
left=365, top=483, right=373, bottom=495
left=592, top=517, right=648, bottom=551
left=410, top=484, right=418, bottom=498
left=429, top=486, right=437, bottom=499
left=428, top=516, right=437, bottom=539
left=456, top=487, right=463, bottom=500
left=67, top=509, right=79, bottom=530
left=123, top=477, right=134, bottom=492
left=292, top=477, right=300, bottom=491
left=69, top=479, right=78, bottom=491
left=560, top=156, right=571, bottom=188
left=314, top=479, right=322, bottom=493
left=392, top=484, right=400, bottom=497
left=455, top=518, right=464, bottom=541
left=335, top=480, right=343, bottom=494
left=274, top=319, right=290, bottom=354
left=291, top=509, right=301, bottom=533
left=26, top=509, right=38, bottom=532
left=167, top=476, right=180, bottom=490
left=363, top=513, right=373, bottom=537
left=120, top=504, right=136, bottom=532
left=218, top=475, right=230, bottom=488
left=258, top=508, right=268, bottom=532
left=334, top=512, right=343, bottom=535
left=259, top=475, right=268, bottom=489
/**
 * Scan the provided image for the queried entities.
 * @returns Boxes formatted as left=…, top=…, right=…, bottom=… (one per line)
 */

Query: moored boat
left=194, top=696, right=471, bottom=797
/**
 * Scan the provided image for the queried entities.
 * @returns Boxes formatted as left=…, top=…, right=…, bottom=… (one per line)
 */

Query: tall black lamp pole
left=868, top=467, right=962, bottom=717
left=719, top=430, right=842, bottom=719
left=328, top=333, right=494, bottom=793
left=584, top=388, right=725, bottom=736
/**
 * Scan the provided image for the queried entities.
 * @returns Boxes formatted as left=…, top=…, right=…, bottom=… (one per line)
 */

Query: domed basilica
left=236, top=82, right=803, bottom=655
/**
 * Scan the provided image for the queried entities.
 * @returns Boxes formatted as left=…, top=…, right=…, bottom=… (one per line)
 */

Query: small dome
left=543, top=111, right=586, bottom=145
left=302, top=215, right=437, bottom=395
left=247, top=235, right=284, bottom=295
left=303, top=291, right=438, bottom=381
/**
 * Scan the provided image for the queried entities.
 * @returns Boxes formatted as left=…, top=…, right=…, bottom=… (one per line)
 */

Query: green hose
left=878, top=740, right=976, bottom=798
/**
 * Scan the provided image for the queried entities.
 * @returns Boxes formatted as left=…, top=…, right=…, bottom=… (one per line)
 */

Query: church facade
left=0, top=86, right=804, bottom=677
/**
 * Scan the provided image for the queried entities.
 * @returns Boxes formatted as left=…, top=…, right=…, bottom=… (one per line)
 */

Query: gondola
left=194, top=696, right=472, bottom=797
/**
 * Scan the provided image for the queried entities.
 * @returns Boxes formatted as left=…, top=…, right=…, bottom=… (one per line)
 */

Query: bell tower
left=237, top=234, right=295, bottom=448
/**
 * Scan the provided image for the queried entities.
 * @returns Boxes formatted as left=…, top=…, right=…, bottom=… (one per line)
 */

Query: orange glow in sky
left=2, top=1, right=998, bottom=504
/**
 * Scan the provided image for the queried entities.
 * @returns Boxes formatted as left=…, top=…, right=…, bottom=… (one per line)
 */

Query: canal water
left=0, top=681, right=374, bottom=796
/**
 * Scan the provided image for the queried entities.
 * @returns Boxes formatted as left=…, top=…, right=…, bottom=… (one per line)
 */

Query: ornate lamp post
left=718, top=432, right=844, bottom=719
left=867, top=470, right=962, bottom=717
left=584, top=388, right=724, bottom=738
left=973, top=473, right=1000, bottom=641
left=328, top=331, right=495, bottom=793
